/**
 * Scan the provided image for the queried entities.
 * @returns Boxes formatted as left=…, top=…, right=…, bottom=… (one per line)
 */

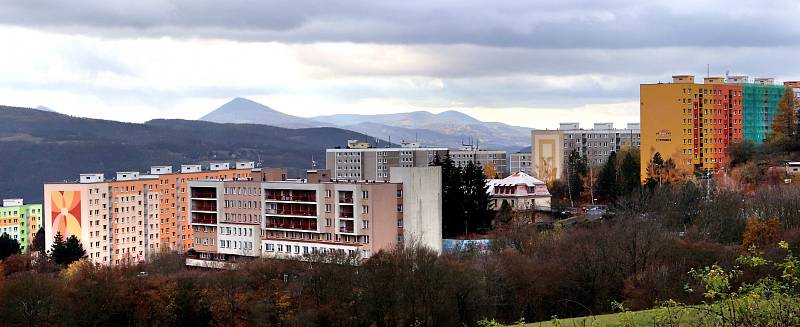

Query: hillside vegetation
left=0, top=106, right=390, bottom=203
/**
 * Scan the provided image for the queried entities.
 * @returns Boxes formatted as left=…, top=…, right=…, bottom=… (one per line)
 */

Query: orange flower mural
left=51, top=191, right=81, bottom=238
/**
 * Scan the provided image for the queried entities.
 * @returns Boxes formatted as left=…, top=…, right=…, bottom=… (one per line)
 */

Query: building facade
left=187, top=167, right=442, bottom=265
left=487, top=172, right=551, bottom=211
left=450, top=146, right=509, bottom=176
left=0, top=199, right=42, bottom=252
left=44, top=162, right=256, bottom=266
left=326, top=142, right=447, bottom=181
left=510, top=152, right=532, bottom=175
left=640, top=74, right=789, bottom=179
left=531, top=122, right=640, bottom=182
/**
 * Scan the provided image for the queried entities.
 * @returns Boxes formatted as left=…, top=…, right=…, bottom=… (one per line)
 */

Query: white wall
left=390, top=166, right=443, bottom=253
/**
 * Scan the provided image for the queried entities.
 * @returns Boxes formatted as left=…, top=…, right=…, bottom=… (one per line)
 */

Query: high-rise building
left=44, top=162, right=255, bottom=266
left=449, top=146, right=509, bottom=176
left=186, top=167, right=442, bottom=266
left=640, top=74, right=790, bottom=179
left=530, top=122, right=640, bottom=182
left=510, top=152, right=532, bottom=175
left=0, top=199, right=42, bottom=252
left=326, top=141, right=447, bottom=181
left=736, top=77, right=786, bottom=143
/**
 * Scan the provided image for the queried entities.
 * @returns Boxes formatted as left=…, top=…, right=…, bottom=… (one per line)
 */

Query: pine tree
left=618, top=151, right=641, bottom=195
left=0, top=232, right=21, bottom=260
left=430, top=153, right=464, bottom=237
left=50, top=232, right=86, bottom=265
left=463, top=161, right=491, bottom=233
left=595, top=151, right=619, bottom=201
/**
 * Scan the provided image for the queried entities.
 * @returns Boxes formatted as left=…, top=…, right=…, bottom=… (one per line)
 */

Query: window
left=362, top=205, right=369, bottom=214
left=362, top=191, right=369, bottom=199
left=325, top=204, right=332, bottom=212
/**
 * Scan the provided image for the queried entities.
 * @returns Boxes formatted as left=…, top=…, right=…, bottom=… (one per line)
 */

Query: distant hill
left=199, top=97, right=328, bottom=128
left=0, top=105, right=391, bottom=203
left=197, top=97, right=532, bottom=150
left=313, top=111, right=533, bottom=150
left=35, top=106, right=55, bottom=112
left=312, top=110, right=482, bottom=127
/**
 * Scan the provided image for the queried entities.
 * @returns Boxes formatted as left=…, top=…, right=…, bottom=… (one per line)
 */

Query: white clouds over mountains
left=0, top=0, right=798, bottom=128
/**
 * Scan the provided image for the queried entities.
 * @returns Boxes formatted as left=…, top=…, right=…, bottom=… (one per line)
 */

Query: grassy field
left=512, top=307, right=702, bottom=327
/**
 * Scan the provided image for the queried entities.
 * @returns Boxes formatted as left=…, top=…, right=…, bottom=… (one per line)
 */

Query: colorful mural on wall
left=51, top=191, right=81, bottom=239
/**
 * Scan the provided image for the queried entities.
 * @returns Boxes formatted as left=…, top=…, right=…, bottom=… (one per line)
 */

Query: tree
left=31, top=227, right=45, bottom=253
left=495, top=200, right=513, bottom=225
left=463, top=161, right=491, bottom=233
left=645, top=151, right=664, bottom=184
left=483, top=162, right=498, bottom=178
left=431, top=153, right=464, bottom=237
left=618, top=150, right=640, bottom=195
left=595, top=151, right=619, bottom=201
left=0, top=232, right=21, bottom=260
left=566, top=149, right=588, bottom=205
left=768, top=87, right=799, bottom=150
left=50, top=232, right=86, bottom=266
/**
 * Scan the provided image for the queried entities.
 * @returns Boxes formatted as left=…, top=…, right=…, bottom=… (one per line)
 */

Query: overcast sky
left=1, top=0, right=799, bottom=128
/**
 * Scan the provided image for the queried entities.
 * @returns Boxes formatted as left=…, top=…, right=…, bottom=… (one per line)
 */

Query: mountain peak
left=435, top=110, right=481, bottom=124
left=200, top=97, right=325, bottom=129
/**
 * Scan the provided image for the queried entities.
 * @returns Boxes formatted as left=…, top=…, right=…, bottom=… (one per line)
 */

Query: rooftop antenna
left=707, top=64, right=710, bottom=77
left=311, top=156, right=317, bottom=169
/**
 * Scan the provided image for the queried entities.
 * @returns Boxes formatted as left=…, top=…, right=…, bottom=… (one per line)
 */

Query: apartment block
left=510, top=152, right=532, bottom=175
left=326, top=141, right=447, bottom=181
left=450, top=146, right=509, bottom=176
left=44, top=162, right=256, bottom=266
left=187, top=167, right=442, bottom=265
left=531, top=122, right=640, bottom=181
left=639, top=74, right=791, bottom=178
left=0, top=199, right=42, bottom=252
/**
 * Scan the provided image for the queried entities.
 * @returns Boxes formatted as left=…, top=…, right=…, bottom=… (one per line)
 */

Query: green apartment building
left=732, top=77, right=788, bottom=144
left=0, top=199, right=43, bottom=252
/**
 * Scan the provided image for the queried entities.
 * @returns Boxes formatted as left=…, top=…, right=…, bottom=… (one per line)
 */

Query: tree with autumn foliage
left=768, top=87, right=799, bottom=151
left=483, top=161, right=499, bottom=178
left=741, top=218, right=782, bottom=252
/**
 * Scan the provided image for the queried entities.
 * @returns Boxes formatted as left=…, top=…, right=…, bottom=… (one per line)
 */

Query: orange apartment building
left=640, top=75, right=744, bottom=180
left=44, top=162, right=255, bottom=266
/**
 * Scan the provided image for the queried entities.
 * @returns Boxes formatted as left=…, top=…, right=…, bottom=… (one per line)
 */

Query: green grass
left=512, top=307, right=701, bottom=327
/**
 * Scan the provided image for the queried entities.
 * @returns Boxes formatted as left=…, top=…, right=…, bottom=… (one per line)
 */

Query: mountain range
left=0, top=105, right=391, bottom=203
left=200, top=98, right=533, bottom=151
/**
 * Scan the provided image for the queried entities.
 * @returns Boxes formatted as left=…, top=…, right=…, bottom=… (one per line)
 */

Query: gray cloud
left=1, top=0, right=799, bottom=48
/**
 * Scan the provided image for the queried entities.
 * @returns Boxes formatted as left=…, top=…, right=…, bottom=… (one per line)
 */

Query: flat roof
left=327, top=147, right=448, bottom=152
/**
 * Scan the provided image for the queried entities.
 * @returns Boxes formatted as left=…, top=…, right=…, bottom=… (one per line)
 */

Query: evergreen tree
left=566, top=149, right=588, bottom=204
left=50, top=232, right=86, bottom=265
left=645, top=152, right=664, bottom=186
left=0, top=232, right=21, bottom=260
left=768, top=87, right=799, bottom=150
left=463, top=161, right=491, bottom=233
left=430, top=153, right=464, bottom=237
left=31, top=227, right=46, bottom=253
left=495, top=200, right=513, bottom=224
left=595, top=151, right=619, bottom=201
left=618, top=151, right=641, bottom=195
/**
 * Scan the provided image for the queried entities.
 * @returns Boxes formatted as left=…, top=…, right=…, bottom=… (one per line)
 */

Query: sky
left=1, top=1, right=800, bottom=129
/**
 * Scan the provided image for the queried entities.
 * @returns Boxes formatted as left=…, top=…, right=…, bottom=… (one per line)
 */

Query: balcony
left=265, top=203, right=317, bottom=217
left=192, top=212, right=217, bottom=225
left=339, top=220, right=354, bottom=234
left=191, top=199, right=217, bottom=212
left=191, top=187, right=217, bottom=199
left=339, top=206, right=354, bottom=218
left=338, top=191, right=353, bottom=204
left=265, top=217, right=317, bottom=231
left=265, top=189, right=316, bottom=202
